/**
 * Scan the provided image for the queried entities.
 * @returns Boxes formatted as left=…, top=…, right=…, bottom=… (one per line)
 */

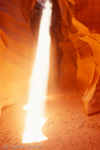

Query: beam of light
left=22, top=0, right=52, bottom=143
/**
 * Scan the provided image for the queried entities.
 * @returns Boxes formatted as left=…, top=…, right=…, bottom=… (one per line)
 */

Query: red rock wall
left=20, top=0, right=36, bottom=23
left=57, top=0, right=77, bottom=88
left=0, top=0, right=36, bottom=105
left=72, top=0, right=100, bottom=102
left=57, top=0, right=100, bottom=107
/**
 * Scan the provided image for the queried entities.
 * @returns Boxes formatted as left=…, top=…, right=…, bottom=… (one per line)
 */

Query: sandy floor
left=0, top=87, right=100, bottom=150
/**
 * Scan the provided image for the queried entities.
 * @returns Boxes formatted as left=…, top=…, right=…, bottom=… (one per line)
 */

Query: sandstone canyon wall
left=0, top=0, right=36, bottom=109
left=57, top=0, right=100, bottom=115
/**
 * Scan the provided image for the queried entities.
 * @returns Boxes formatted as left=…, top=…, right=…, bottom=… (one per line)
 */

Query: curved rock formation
left=57, top=0, right=100, bottom=115
left=0, top=0, right=36, bottom=114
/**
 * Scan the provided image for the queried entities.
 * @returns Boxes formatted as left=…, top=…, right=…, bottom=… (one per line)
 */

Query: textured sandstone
left=0, top=0, right=36, bottom=111
left=56, top=0, right=100, bottom=114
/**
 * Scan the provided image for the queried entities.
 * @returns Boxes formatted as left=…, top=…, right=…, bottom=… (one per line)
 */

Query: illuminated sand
left=0, top=88, right=100, bottom=150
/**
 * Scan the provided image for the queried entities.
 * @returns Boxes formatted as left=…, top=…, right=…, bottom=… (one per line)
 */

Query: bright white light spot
left=23, top=96, right=46, bottom=111
left=22, top=0, right=52, bottom=143
left=22, top=105, right=48, bottom=143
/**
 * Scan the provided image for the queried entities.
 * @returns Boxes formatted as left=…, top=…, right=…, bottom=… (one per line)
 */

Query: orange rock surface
left=0, top=0, right=36, bottom=109
left=57, top=0, right=100, bottom=115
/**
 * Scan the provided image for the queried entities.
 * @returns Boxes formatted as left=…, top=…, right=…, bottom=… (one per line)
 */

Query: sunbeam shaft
left=22, top=0, right=52, bottom=143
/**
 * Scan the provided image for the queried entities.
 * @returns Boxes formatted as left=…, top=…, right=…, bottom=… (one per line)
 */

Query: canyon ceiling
left=0, top=0, right=100, bottom=116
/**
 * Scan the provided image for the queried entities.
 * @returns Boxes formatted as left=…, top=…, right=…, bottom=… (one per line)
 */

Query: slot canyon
left=0, top=0, right=100, bottom=149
